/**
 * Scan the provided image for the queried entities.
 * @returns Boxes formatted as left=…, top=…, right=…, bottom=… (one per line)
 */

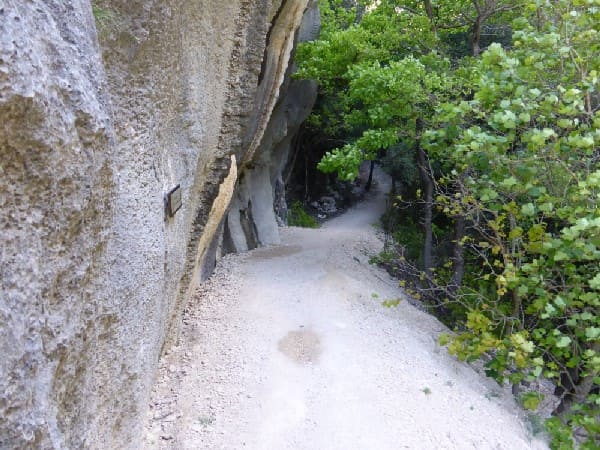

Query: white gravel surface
left=144, top=170, right=548, bottom=450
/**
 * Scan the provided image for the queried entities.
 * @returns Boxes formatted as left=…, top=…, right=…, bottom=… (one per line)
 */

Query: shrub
left=287, top=201, right=318, bottom=228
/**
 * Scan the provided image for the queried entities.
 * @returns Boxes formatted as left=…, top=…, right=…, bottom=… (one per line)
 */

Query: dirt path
left=144, top=170, right=547, bottom=450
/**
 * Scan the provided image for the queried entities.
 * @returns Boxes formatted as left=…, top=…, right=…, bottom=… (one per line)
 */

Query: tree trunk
left=554, top=342, right=600, bottom=419
left=365, top=160, right=375, bottom=192
left=471, top=16, right=482, bottom=57
left=416, top=119, right=433, bottom=279
left=423, top=0, right=438, bottom=37
left=508, top=213, right=523, bottom=326
left=449, top=215, right=465, bottom=295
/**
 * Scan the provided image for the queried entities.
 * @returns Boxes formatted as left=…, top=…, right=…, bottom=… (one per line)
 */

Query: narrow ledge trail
left=144, top=169, right=548, bottom=450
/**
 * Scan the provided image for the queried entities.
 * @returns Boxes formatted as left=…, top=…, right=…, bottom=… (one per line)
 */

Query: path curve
left=144, top=169, right=547, bottom=450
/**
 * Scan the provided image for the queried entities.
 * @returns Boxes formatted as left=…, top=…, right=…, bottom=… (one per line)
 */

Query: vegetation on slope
left=295, top=0, right=600, bottom=447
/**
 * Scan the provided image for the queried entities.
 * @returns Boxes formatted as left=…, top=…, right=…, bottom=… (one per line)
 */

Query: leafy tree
left=296, top=0, right=599, bottom=446
left=428, top=4, right=600, bottom=445
left=297, top=0, right=466, bottom=277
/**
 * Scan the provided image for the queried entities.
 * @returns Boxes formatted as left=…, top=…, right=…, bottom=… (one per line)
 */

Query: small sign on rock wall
left=166, top=185, right=182, bottom=217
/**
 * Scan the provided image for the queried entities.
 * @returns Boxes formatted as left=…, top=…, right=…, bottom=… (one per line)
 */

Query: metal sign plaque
left=167, top=185, right=182, bottom=217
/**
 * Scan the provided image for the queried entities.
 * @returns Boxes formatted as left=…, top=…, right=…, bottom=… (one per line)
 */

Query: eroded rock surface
left=225, top=0, right=319, bottom=252
left=0, top=1, right=314, bottom=448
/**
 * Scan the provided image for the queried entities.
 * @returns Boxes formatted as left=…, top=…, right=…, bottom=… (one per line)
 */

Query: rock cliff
left=0, top=1, right=317, bottom=448
left=224, top=2, right=319, bottom=252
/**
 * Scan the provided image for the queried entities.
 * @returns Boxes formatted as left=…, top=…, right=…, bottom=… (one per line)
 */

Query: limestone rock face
left=225, top=0, right=319, bottom=252
left=0, top=1, right=313, bottom=448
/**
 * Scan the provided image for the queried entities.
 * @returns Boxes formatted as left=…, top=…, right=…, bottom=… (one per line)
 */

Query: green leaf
left=589, top=273, right=600, bottom=290
left=382, top=299, right=402, bottom=308
left=521, top=203, right=535, bottom=216
left=521, top=392, right=543, bottom=410
left=500, top=176, right=518, bottom=188
left=480, top=188, right=499, bottom=201
left=521, top=340, right=535, bottom=353
left=585, top=327, right=600, bottom=340
left=438, top=333, right=450, bottom=346
left=553, top=251, right=569, bottom=262
left=542, top=303, right=556, bottom=319
left=555, top=336, right=572, bottom=348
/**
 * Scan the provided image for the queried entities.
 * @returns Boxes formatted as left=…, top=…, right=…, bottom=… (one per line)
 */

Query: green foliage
left=317, top=0, right=359, bottom=34
left=381, top=142, right=419, bottom=185
left=369, top=249, right=396, bottom=266
left=381, top=298, right=402, bottom=307
left=287, top=201, right=319, bottom=228
left=427, top=4, right=600, bottom=445
left=388, top=218, right=423, bottom=263
left=521, top=391, right=544, bottom=411
left=296, top=0, right=450, bottom=147
left=315, top=54, right=455, bottom=179
left=297, top=0, right=600, bottom=446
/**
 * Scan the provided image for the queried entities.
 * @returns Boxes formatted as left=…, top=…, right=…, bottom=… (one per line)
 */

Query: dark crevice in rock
left=222, top=216, right=237, bottom=255
left=258, top=0, right=288, bottom=86
left=240, top=200, right=261, bottom=250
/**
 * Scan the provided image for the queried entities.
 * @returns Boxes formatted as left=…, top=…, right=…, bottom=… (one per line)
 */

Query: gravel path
left=144, top=170, right=548, bottom=450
